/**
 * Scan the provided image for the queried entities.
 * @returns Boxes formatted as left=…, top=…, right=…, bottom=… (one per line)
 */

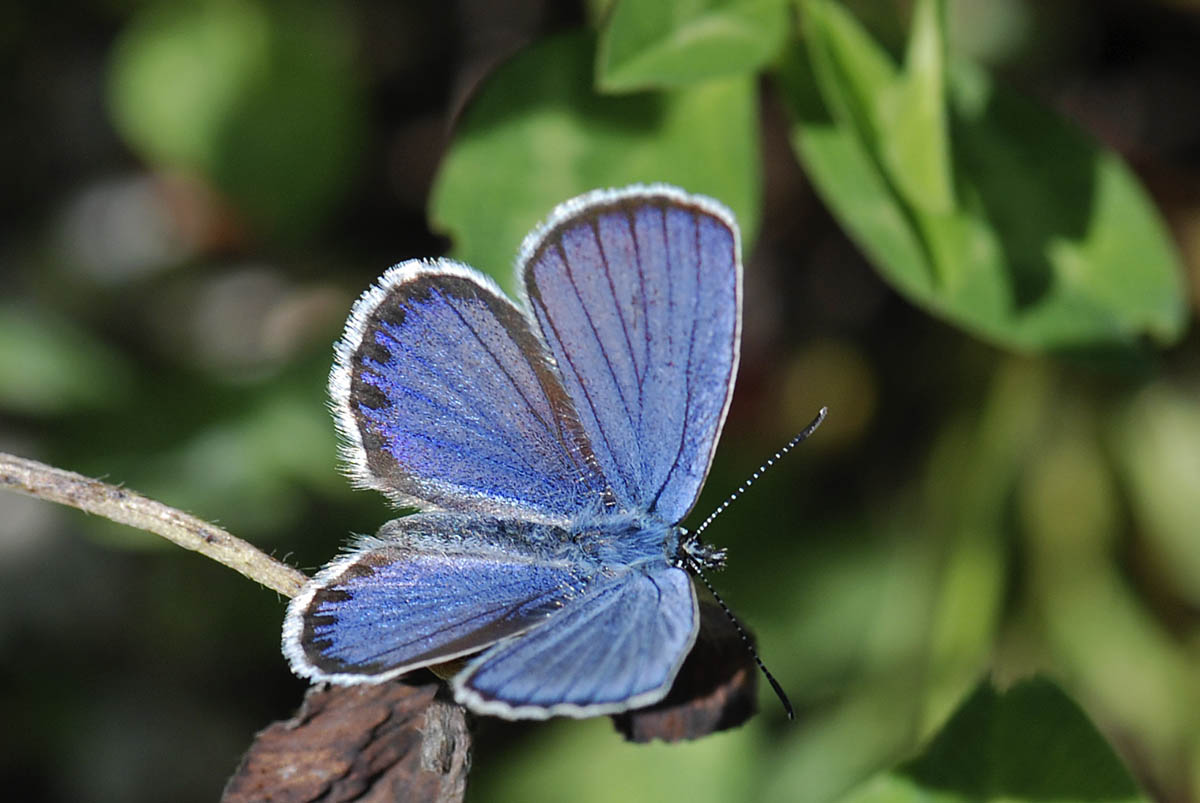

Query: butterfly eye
left=680, top=538, right=728, bottom=571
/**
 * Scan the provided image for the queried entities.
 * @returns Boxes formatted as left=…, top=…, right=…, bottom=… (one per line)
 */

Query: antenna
left=689, top=558, right=795, bottom=720
left=692, top=406, right=828, bottom=540
left=681, top=406, right=828, bottom=721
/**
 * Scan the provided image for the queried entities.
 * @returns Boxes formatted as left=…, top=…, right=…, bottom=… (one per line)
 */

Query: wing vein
left=442, top=295, right=561, bottom=444
left=626, top=207, right=652, bottom=388
left=559, top=240, right=639, bottom=451
left=648, top=211, right=702, bottom=514
left=361, top=353, right=547, bottom=480
left=590, top=219, right=644, bottom=399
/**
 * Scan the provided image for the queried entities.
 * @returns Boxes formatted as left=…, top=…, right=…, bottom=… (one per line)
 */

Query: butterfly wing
left=331, top=259, right=610, bottom=523
left=300, top=186, right=737, bottom=711
left=453, top=563, right=698, bottom=719
left=283, top=513, right=594, bottom=684
left=520, top=185, right=741, bottom=524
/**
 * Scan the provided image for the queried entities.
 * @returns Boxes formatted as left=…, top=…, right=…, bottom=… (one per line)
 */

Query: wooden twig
left=0, top=451, right=307, bottom=597
left=223, top=682, right=470, bottom=803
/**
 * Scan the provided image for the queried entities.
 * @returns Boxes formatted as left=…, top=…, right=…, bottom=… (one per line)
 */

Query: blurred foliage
left=107, top=0, right=366, bottom=240
left=0, top=305, right=133, bottom=414
left=843, top=678, right=1149, bottom=803
left=2, top=0, right=1200, bottom=802
left=786, top=0, right=1186, bottom=352
left=595, top=0, right=790, bottom=91
left=430, top=30, right=761, bottom=294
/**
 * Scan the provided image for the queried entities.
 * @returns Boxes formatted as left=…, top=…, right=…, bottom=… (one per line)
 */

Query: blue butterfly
left=283, top=184, right=746, bottom=719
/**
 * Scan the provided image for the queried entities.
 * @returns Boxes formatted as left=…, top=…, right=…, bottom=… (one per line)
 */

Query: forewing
left=282, top=513, right=592, bottom=684
left=331, top=259, right=609, bottom=522
left=521, top=186, right=741, bottom=523
left=453, top=565, right=699, bottom=719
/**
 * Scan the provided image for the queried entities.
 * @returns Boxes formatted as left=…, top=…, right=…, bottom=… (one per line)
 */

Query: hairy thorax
left=565, top=511, right=682, bottom=577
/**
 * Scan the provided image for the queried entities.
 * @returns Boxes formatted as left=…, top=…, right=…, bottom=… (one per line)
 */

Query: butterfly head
left=678, top=532, right=728, bottom=572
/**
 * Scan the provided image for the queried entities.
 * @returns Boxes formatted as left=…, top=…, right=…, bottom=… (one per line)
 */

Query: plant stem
left=0, top=451, right=308, bottom=597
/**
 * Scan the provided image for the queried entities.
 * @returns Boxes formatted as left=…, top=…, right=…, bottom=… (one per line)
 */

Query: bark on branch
left=0, top=451, right=307, bottom=597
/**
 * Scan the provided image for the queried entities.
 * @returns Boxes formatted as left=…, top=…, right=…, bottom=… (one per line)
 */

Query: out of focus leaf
left=75, top=374, right=341, bottom=547
left=1018, top=393, right=1196, bottom=801
left=878, top=0, right=954, bottom=215
left=781, top=0, right=1187, bottom=352
left=474, top=717, right=758, bottom=803
left=107, top=0, right=364, bottom=239
left=596, top=0, right=789, bottom=92
left=0, top=307, right=131, bottom=414
left=915, top=357, right=1050, bottom=732
left=1111, top=385, right=1200, bottom=606
left=840, top=678, right=1149, bottom=803
left=764, top=359, right=1050, bottom=803
left=430, top=31, right=760, bottom=294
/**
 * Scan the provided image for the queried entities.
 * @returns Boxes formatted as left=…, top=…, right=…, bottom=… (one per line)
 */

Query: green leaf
left=841, top=678, right=1149, bottom=803
left=430, top=31, right=761, bottom=293
left=878, top=0, right=955, bottom=215
left=597, top=0, right=789, bottom=92
left=1111, top=385, right=1200, bottom=607
left=782, top=0, right=1187, bottom=352
left=914, top=357, right=1051, bottom=733
left=107, top=0, right=365, bottom=239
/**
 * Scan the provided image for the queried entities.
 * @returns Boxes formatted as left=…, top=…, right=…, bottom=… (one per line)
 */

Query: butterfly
left=283, top=184, right=748, bottom=719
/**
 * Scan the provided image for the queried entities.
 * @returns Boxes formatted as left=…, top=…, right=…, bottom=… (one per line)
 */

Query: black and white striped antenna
left=692, top=406, right=827, bottom=542
left=680, top=406, right=828, bottom=721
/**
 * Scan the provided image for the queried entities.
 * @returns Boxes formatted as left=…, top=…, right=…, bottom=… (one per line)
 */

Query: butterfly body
left=569, top=508, right=682, bottom=569
left=285, top=185, right=743, bottom=719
